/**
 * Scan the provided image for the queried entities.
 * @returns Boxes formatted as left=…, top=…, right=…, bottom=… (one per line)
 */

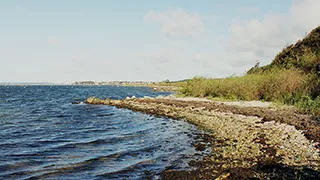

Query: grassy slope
left=179, top=26, right=320, bottom=114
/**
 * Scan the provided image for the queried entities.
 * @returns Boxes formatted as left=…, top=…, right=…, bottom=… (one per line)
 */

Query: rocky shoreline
left=150, top=86, right=180, bottom=92
left=85, top=96, right=320, bottom=179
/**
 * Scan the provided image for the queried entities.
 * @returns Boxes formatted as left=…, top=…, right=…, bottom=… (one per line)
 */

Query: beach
left=87, top=95, right=320, bottom=179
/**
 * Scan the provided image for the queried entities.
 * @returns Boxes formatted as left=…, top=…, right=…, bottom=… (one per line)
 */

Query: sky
left=1, top=0, right=320, bottom=83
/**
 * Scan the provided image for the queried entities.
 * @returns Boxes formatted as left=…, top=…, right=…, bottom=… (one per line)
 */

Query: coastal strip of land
left=85, top=96, right=320, bottom=179
left=72, top=80, right=182, bottom=92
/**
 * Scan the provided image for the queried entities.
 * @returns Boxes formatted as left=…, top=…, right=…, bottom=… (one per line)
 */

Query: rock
left=104, top=98, right=111, bottom=105
left=86, top=97, right=103, bottom=104
left=194, top=143, right=207, bottom=151
left=216, top=173, right=230, bottom=180
left=156, top=95, right=164, bottom=99
left=126, top=96, right=131, bottom=100
left=72, top=101, right=81, bottom=104
left=131, top=96, right=136, bottom=100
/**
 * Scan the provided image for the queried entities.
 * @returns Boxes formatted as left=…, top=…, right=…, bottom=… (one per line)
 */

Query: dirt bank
left=86, top=96, right=320, bottom=179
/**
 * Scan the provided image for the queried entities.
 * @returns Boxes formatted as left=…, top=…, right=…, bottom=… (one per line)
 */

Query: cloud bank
left=140, top=0, right=320, bottom=80
left=228, top=0, right=320, bottom=68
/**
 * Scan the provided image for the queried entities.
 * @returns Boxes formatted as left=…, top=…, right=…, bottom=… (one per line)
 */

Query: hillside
left=272, top=26, right=320, bottom=72
left=180, top=26, right=320, bottom=114
left=249, top=26, right=320, bottom=74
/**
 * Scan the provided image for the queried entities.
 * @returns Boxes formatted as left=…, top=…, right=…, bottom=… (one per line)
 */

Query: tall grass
left=179, top=68, right=320, bottom=114
left=181, top=68, right=309, bottom=100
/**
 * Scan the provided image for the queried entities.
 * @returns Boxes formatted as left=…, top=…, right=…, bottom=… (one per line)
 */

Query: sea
left=0, top=85, right=208, bottom=179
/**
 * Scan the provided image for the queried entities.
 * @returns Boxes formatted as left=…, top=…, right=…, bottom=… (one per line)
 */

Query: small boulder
left=156, top=95, right=164, bottom=99
left=86, top=97, right=103, bottom=104
left=194, top=143, right=207, bottom=151
left=104, top=98, right=111, bottom=105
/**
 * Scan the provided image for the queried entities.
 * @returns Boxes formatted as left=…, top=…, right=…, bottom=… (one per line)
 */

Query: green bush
left=293, top=96, right=320, bottom=115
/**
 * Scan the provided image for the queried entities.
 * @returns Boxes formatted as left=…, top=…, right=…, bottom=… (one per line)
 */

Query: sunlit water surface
left=0, top=86, right=208, bottom=179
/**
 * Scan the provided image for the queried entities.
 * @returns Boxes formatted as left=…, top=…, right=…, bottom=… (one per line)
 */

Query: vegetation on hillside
left=179, top=26, right=320, bottom=114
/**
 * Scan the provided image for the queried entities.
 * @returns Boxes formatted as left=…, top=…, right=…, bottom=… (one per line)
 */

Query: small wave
left=9, top=153, right=42, bottom=157
left=57, top=139, right=111, bottom=148
left=54, top=114, right=68, bottom=118
left=96, top=159, right=157, bottom=179
left=38, top=139, right=71, bottom=145
left=96, top=113, right=115, bottom=117
left=50, top=135, right=143, bottom=150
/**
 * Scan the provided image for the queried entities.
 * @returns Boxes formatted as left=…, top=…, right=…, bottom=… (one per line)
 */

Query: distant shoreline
left=0, top=82, right=181, bottom=92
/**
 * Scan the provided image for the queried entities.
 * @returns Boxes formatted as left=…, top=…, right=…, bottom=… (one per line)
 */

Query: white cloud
left=236, top=7, right=260, bottom=14
left=139, top=47, right=184, bottom=64
left=290, top=0, right=320, bottom=31
left=227, top=0, right=320, bottom=69
left=137, top=47, right=234, bottom=80
left=139, top=1, right=320, bottom=80
left=144, top=8, right=205, bottom=38
left=192, top=52, right=217, bottom=69
left=47, top=36, right=58, bottom=44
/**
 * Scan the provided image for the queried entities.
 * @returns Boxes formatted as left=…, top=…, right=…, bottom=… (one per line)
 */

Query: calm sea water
left=0, top=86, right=207, bottom=179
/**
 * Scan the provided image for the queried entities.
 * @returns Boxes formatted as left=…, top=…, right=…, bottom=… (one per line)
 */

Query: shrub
left=294, top=96, right=320, bottom=115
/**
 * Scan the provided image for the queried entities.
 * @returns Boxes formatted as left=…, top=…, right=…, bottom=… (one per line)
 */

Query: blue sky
left=1, top=0, right=319, bottom=83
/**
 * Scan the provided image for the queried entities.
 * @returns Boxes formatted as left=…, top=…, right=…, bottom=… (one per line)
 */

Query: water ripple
left=0, top=86, right=208, bottom=179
